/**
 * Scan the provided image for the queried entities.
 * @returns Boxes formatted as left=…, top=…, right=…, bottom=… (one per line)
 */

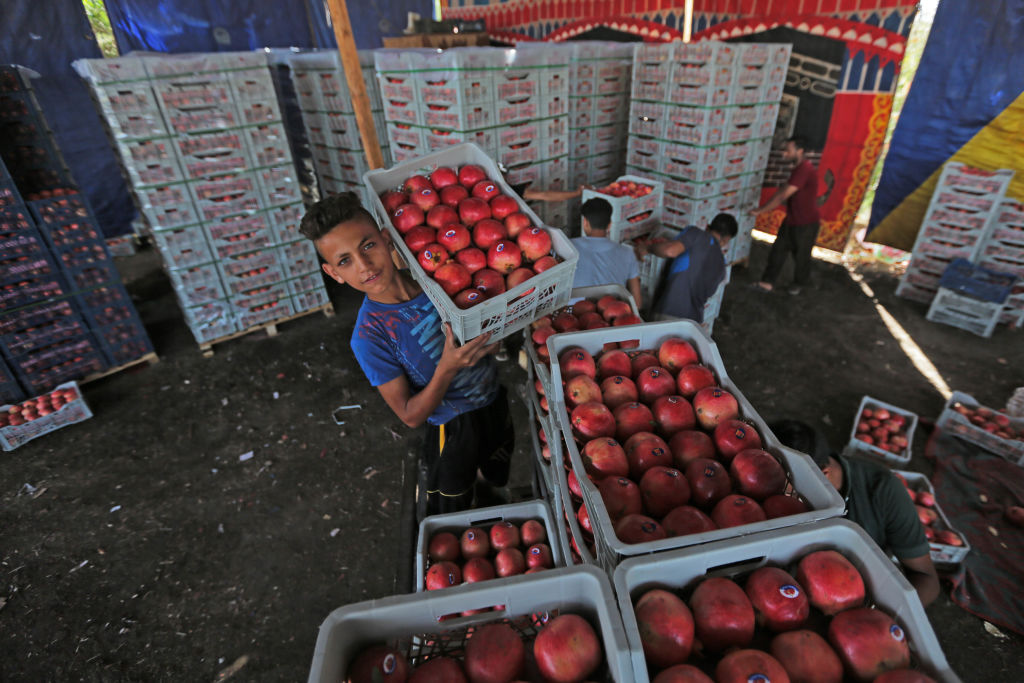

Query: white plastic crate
left=308, top=565, right=633, bottom=683
left=845, top=395, right=919, bottom=467
left=524, top=284, right=640, bottom=402
left=363, top=143, right=579, bottom=344
left=551, top=429, right=600, bottom=567
left=525, top=380, right=556, bottom=501
left=894, top=470, right=972, bottom=565
left=582, top=174, right=664, bottom=243
left=0, top=382, right=92, bottom=451
left=935, top=390, right=1024, bottom=465
left=415, top=500, right=564, bottom=592
left=545, top=321, right=845, bottom=572
left=926, top=287, right=1004, bottom=338
left=613, top=519, right=959, bottom=683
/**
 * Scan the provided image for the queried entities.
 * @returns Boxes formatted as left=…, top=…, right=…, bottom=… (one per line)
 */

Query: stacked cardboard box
left=896, top=162, right=1014, bottom=306
left=75, top=53, right=329, bottom=345
left=373, top=47, right=571, bottom=228
left=625, top=41, right=789, bottom=264
left=288, top=50, right=391, bottom=209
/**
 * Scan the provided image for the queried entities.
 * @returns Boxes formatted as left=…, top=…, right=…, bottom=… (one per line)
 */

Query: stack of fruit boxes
left=373, top=47, right=572, bottom=228
left=75, top=53, right=329, bottom=344
left=977, top=198, right=1024, bottom=327
left=624, top=42, right=787, bottom=263
left=287, top=50, right=391, bottom=209
left=896, top=162, right=1014, bottom=305
left=0, top=74, right=153, bottom=389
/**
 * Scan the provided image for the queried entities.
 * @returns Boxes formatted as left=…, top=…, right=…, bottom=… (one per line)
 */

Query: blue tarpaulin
left=867, top=0, right=1024, bottom=247
left=0, top=0, right=136, bottom=236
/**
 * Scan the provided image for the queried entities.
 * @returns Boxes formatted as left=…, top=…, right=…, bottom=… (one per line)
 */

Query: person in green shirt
left=770, top=420, right=941, bottom=607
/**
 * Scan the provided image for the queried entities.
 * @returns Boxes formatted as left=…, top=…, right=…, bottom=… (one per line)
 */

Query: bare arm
left=649, top=240, right=686, bottom=259
left=751, top=184, right=799, bottom=216
left=523, top=185, right=586, bottom=202
left=627, top=276, right=643, bottom=310
left=900, top=554, right=941, bottom=607
left=375, top=324, right=497, bottom=428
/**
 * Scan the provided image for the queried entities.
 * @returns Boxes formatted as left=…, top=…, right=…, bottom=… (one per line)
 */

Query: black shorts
left=420, top=385, right=514, bottom=516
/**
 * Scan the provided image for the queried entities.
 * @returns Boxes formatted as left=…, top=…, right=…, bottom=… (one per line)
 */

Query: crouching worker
left=636, top=213, right=737, bottom=323
left=770, top=419, right=940, bottom=607
left=300, top=192, right=514, bottom=519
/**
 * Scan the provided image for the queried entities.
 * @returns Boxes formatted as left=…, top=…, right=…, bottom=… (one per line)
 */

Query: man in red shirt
left=751, top=137, right=821, bottom=295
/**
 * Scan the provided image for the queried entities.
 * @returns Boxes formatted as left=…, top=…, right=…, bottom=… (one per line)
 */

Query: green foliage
left=82, top=0, right=118, bottom=58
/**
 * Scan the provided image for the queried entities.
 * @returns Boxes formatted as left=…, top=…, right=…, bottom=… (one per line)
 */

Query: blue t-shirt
left=350, top=292, right=499, bottom=426
left=570, top=235, right=639, bottom=289
left=653, top=226, right=726, bottom=322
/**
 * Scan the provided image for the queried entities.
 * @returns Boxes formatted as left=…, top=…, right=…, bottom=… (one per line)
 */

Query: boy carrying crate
left=300, top=192, right=514, bottom=520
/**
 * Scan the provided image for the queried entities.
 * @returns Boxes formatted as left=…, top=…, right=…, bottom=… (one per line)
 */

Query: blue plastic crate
left=91, top=318, right=153, bottom=367
left=0, top=241, right=62, bottom=288
left=939, top=258, right=1018, bottom=303
left=0, top=298, right=80, bottom=336
left=8, top=334, right=107, bottom=394
left=0, top=206, right=35, bottom=232
left=28, top=194, right=93, bottom=224
left=0, top=314, right=90, bottom=358
left=0, top=274, right=67, bottom=310
left=73, top=282, right=133, bottom=317
left=0, top=356, right=24, bottom=404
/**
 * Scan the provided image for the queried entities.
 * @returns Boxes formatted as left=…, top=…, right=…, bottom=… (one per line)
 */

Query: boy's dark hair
left=769, top=419, right=832, bottom=469
left=787, top=136, right=809, bottom=153
left=709, top=213, right=738, bottom=239
left=299, top=191, right=378, bottom=241
left=580, top=197, right=613, bottom=232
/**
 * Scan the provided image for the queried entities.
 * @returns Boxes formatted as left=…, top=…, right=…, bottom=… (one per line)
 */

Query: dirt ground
left=1, top=238, right=1022, bottom=682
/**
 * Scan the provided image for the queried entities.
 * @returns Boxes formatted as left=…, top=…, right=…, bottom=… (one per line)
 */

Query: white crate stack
left=979, top=198, right=1024, bottom=326
left=75, top=53, right=329, bottom=345
left=566, top=42, right=633, bottom=189
left=625, top=41, right=789, bottom=239
left=373, top=47, right=572, bottom=228
left=288, top=50, right=390, bottom=209
left=896, top=162, right=1015, bottom=305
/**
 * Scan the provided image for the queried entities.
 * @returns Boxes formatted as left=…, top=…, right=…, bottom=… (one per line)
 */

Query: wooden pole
left=683, top=0, right=694, bottom=43
left=324, top=0, right=384, bottom=170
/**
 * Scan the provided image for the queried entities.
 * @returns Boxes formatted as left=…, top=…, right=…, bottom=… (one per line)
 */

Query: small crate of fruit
left=416, top=500, right=564, bottom=593
left=613, top=519, right=959, bottom=683
left=364, top=143, right=579, bottom=344
left=309, top=565, right=633, bottom=683
left=525, top=284, right=641, bottom=402
left=581, top=175, right=664, bottom=243
left=546, top=320, right=845, bottom=573
left=0, top=381, right=92, bottom=451
left=846, top=396, right=918, bottom=467
left=935, top=390, right=1024, bottom=465
left=893, top=470, right=971, bottom=565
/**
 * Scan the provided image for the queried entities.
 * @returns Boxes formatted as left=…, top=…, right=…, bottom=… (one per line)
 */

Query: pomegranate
left=744, top=566, right=809, bottom=632
left=770, top=629, right=843, bottom=683
left=661, top=505, right=718, bottom=537
left=348, top=645, right=409, bottom=683
left=715, top=649, right=791, bottom=683
left=464, top=623, right=524, bottom=683
left=796, top=550, right=865, bottom=616
left=689, top=576, right=755, bottom=652
left=692, top=386, right=739, bottom=430
left=640, top=466, right=691, bottom=518
left=634, top=588, right=695, bottom=668
left=533, top=614, right=602, bottom=683
left=828, top=607, right=911, bottom=680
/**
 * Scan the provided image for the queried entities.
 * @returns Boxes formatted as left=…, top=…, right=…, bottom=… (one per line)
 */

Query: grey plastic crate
left=309, top=566, right=633, bottom=683
left=1, top=381, right=92, bottom=451
left=935, top=390, right=1024, bottom=465
left=845, top=395, right=918, bottom=467
left=545, top=320, right=845, bottom=573
left=893, top=470, right=971, bottom=565
left=926, top=287, right=1004, bottom=338
left=613, top=519, right=960, bottom=683
left=415, top=499, right=564, bottom=593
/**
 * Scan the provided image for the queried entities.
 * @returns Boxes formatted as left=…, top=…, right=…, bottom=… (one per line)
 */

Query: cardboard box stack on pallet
left=0, top=67, right=153, bottom=397
left=626, top=41, right=789, bottom=265
left=287, top=50, right=391, bottom=209
left=896, top=162, right=1015, bottom=305
left=74, top=53, right=329, bottom=346
left=373, top=47, right=572, bottom=229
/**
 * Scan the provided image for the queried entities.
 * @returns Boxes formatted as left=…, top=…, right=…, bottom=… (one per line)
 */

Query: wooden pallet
left=81, top=351, right=160, bottom=385
left=199, top=303, right=335, bottom=357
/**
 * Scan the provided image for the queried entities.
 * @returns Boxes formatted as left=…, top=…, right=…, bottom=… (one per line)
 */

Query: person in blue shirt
left=570, top=197, right=643, bottom=307
left=299, top=191, right=513, bottom=519
left=637, top=213, right=737, bottom=322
